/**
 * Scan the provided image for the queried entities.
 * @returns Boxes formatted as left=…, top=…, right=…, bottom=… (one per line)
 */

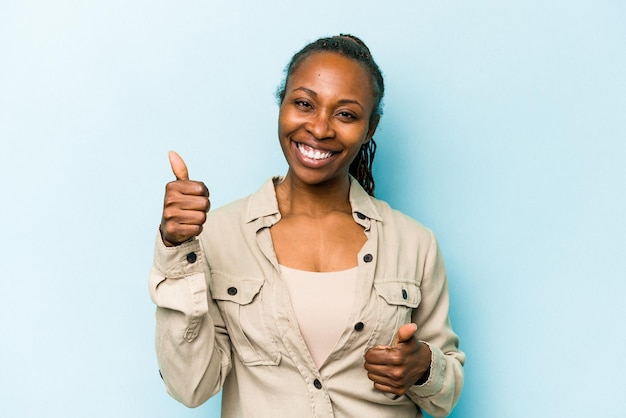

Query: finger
left=162, top=205, right=208, bottom=226
left=367, top=371, right=402, bottom=389
left=179, top=195, right=211, bottom=212
left=168, top=150, right=189, bottom=181
left=373, top=382, right=404, bottom=396
left=365, top=369, right=405, bottom=394
left=393, top=323, right=417, bottom=346
left=364, top=359, right=392, bottom=375
left=166, top=180, right=209, bottom=199
left=164, top=192, right=210, bottom=212
left=364, top=346, right=400, bottom=366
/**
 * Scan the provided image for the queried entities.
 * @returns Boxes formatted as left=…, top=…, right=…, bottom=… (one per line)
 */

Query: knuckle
left=162, top=207, right=177, bottom=220
left=163, top=224, right=179, bottom=239
left=163, top=193, right=179, bottom=208
left=388, top=351, right=403, bottom=364
left=185, top=226, right=200, bottom=238
left=165, top=180, right=180, bottom=192
left=389, top=369, right=405, bottom=380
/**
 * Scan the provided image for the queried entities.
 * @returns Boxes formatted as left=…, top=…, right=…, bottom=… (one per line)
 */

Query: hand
left=364, top=323, right=432, bottom=396
left=160, top=151, right=210, bottom=246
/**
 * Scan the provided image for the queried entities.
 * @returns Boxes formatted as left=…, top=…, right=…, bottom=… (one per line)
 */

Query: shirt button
left=354, top=322, right=364, bottom=332
left=363, top=254, right=373, bottom=263
left=402, top=289, right=408, bottom=300
left=186, top=252, right=197, bottom=263
left=313, top=379, right=322, bottom=390
left=356, top=212, right=366, bottom=220
left=227, top=287, right=238, bottom=296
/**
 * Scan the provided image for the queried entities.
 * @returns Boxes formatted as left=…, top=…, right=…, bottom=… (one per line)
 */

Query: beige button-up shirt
left=149, top=177, right=464, bottom=417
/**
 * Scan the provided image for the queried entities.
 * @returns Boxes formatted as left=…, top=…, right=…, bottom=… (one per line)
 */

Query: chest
left=204, top=215, right=424, bottom=370
left=270, top=212, right=367, bottom=272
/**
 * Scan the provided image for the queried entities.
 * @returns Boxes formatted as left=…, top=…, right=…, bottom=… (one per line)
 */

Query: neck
left=275, top=172, right=352, bottom=217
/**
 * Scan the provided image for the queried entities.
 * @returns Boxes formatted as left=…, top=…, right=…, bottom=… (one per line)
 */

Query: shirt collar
left=348, top=176, right=383, bottom=222
left=245, top=176, right=383, bottom=224
left=245, top=177, right=282, bottom=224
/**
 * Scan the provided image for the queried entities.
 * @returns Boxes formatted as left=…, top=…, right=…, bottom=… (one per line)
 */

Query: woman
left=150, top=34, right=464, bottom=417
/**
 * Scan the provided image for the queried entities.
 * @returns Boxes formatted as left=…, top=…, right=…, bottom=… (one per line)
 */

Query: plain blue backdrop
left=1, top=1, right=624, bottom=417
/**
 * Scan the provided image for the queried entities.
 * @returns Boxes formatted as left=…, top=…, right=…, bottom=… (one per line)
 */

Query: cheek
left=340, top=123, right=371, bottom=145
left=277, top=107, right=293, bottom=136
left=278, top=108, right=305, bottom=140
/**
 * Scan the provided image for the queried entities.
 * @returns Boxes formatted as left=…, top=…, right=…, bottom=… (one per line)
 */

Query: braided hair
left=276, top=34, right=385, bottom=196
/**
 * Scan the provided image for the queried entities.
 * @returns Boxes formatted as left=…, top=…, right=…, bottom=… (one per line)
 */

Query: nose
left=305, top=110, right=335, bottom=140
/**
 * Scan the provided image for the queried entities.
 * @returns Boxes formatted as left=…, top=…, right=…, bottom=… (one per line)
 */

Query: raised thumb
left=168, top=150, right=189, bottom=181
left=393, top=323, right=418, bottom=346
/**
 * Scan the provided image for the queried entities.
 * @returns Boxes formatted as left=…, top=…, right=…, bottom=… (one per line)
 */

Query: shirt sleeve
left=404, top=230, right=465, bottom=417
left=148, top=232, right=232, bottom=407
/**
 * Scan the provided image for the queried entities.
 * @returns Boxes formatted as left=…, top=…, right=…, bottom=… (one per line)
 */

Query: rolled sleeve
left=149, top=232, right=231, bottom=407
left=405, top=230, right=465, bottom=416
left=149, top=234, right=208, bottom=321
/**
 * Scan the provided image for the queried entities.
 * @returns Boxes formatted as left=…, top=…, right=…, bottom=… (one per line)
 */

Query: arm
left=364, top=230, right=464, bottom=417
left=150, top=235, right=232, bottom=407
left=403, top=230, right=464, bottom=416
left=149, top=151, right=232, bottom=407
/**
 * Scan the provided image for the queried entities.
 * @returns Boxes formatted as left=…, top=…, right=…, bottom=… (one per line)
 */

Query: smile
left=296, top=143, right=335, bottom=160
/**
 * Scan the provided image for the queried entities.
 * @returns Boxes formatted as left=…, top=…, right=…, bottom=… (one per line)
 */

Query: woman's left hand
left=363, top=323, right=432, bottom=396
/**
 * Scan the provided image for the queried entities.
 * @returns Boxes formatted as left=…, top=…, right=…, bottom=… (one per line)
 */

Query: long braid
left=349, top=139, right=377, bottom=196
left=277, top=34, right=385, bottom=196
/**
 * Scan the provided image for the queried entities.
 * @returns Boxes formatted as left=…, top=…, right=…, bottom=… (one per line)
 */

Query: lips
left=296, top=142, right=335, bottom=160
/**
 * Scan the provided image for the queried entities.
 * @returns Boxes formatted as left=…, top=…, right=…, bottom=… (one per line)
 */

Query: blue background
left=1, top=1, right=624, bottom=417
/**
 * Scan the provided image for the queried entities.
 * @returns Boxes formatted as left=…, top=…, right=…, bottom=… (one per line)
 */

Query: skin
left=159, top=51, right=431, bottom=396
left=272, top=52, right=379, bottom=272
left=364, top=323, right=432, bottom=395
left=160, top=151, right=210, bottom=246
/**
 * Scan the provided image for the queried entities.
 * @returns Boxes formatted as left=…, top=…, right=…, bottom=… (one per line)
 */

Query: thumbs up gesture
left=159, top=151, right=210, bottom=247
left=363, top=323, right=432, bottom=395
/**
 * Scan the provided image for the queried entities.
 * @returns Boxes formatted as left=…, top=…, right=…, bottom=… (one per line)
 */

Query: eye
left=294, top=99, right=312, bottom=109
left=337, top=111, right=357, bottom=121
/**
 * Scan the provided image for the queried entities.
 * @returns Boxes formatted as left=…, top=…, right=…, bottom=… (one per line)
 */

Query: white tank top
left=280, top=264, right=358, bottom=369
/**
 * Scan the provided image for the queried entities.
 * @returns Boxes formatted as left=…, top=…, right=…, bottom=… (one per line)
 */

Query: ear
left=365, top=114, right=380, bottom=143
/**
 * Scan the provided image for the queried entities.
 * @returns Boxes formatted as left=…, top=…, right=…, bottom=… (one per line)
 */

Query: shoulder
left=207, top=195, right=248, bottom=222
left=205, top=177, right=279, bottom=228
left=374, top=195, right=434, bottom=235
left=369, top=195, right=437, bottom=251
left=349, top=177, right=436, bottom=245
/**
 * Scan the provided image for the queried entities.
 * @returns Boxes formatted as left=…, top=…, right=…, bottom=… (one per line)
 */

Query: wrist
left=414, top=342, right=432, bottom=385
left=159, top=225, right=180, bottom=247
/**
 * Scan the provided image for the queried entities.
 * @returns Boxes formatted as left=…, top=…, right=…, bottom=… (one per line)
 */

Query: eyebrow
left=291, top=86, right=364, bottom=111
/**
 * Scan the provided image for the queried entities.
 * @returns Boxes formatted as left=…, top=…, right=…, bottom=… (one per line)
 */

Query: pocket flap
left=374, top=281, right=421, bottom=308
left=210, top=273, right=264, bottom=305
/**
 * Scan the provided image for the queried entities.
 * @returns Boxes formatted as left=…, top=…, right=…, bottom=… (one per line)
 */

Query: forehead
left=287, top=52, right=374, bottom=100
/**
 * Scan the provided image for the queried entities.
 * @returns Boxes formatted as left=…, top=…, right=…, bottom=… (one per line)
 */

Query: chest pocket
left=211, top=273, right=280, bottom=366
left=372, top=280, right=422, bottom=346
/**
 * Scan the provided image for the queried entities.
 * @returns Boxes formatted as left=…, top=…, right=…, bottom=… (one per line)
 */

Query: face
left=278, top=52, right=379, bottom=189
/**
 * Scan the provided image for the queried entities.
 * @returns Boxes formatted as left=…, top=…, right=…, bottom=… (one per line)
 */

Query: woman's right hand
left=160, top=151, right=210, bottom=247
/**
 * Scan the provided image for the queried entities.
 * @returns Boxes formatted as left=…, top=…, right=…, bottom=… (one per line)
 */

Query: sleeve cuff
left=406, top=341, right=447, bottom=399
left=149, top=231, right=209, bottom=320
left=153, top=231, right=204, bottom=278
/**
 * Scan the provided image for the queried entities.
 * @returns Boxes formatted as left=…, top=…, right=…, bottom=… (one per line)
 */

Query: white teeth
left=297, top=143, right=333, bottom=160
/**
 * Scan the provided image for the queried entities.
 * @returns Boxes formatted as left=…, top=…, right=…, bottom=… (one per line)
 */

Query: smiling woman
left=276, top=34, right=384, bottom=196
left=149, top=34, right=464, bottom=418
left=277, top=51, right=379, bottom=195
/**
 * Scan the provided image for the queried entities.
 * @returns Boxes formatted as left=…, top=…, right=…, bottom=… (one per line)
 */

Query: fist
left=159, top=151, right=210, bottom=246
left=364, top=323, right=431, bottom=396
